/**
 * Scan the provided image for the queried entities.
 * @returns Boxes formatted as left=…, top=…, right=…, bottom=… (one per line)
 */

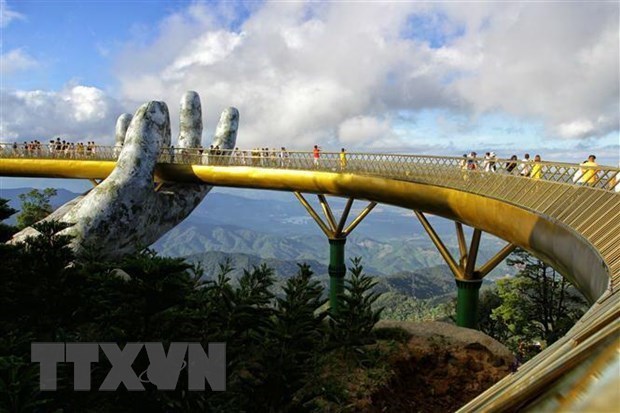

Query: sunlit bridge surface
left=1, top=144, right=619, bottom=411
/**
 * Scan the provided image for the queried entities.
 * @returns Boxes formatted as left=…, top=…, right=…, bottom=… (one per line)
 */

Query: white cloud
left=338, top=116, right=393, bottom=145
left=3, top=1, right=616, bottom=160
left=162, top=31, right=245, bottom=80
left=110, top=1, right=617, bottom=153
left=440, top=2, right=619, bottom=139
left=1, top=85, right=122, bottom=143
left=0, top=48, right=37, bottom=75
left=556, top=120, right=595, bottom=139
left=114, top=1, right=450, bottom=149
left=66, top=86, right=111, bottom=122
left=0, top=0, right=24, bottom=28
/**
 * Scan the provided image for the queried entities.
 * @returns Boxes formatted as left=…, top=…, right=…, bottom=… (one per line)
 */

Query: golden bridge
left=1, top=145, right=619, bottom=411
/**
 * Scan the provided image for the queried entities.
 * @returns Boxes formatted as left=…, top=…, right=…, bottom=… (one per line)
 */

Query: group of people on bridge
left=460, top=151, right=608, bottom=187
left=157, top=145, right=350, bottom=171
left=158, top=146, right=294, bottom=167
left=10, top=138, right=98, bottom=158
left=3, top=138, right=618, bottom=191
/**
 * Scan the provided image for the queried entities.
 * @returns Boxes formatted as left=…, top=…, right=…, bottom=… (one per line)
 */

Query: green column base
left=455, top=278, right=483, bottom=329
left=328, top=238, right=347, bottom=316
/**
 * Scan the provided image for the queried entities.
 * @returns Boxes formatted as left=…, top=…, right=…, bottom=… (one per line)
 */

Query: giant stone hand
left=10, top=91, right=239, bottom=258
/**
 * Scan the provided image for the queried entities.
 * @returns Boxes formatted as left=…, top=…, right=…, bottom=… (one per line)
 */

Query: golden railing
left=2, top=143, right=618, bottom=192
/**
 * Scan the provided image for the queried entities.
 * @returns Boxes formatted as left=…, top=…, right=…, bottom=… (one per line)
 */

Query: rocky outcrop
left=369, top=321, right=515, bottom=412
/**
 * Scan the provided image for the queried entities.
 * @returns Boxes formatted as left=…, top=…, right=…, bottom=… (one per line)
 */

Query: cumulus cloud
left=162, top=31, right=245, bottom=80
left=439, top=2, right=619, bottom=139
left=0, top=0, right=24, bottom=28
left=3, top=0, right=616, bottom=159
left=114, top=1, right=453, bottom=149
left=0, top=48, right=38, bottom=75
left=1, top=85, right=123, bottom=143
left=110, top=1, right=617, bottom=152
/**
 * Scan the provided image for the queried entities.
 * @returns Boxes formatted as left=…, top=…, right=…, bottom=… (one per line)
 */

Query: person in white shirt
left=280, top=147, right=289, bottom=167
left=488, top=152, right=497, bottom=172
left=483, top=152, right=497, bottom=172
left=520, top=153, right=532, bottom=177
left=483, top=152, right=491, bottom=172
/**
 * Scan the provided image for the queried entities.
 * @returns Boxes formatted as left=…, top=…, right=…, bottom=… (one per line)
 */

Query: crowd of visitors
left=459, top=151, right=605, bottom=185
left=242, top=147, right=291, bottom=167
left=155, top=146, right=295, bottom=167
left=10, top=138, right=99, bottom=158
left=4, top=138, right=617, bottom=191
left=161, top=145, right=344, bottom=171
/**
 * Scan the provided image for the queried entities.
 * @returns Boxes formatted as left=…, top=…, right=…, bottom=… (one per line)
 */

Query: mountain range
left=1, top=186, right=515, bottom=282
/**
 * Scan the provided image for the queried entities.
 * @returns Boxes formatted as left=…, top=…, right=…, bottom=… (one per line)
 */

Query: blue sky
left=2, top=1, right=193, bottom=90
left=1, top=0, right=619, bottom=190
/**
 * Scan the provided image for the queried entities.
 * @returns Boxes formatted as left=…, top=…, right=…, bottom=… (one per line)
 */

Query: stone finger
left=211, top=107, right=239, bottom=150
left=177, top=91, right=203, bottom=149
left=155, top=107, right=239, bottom=228
left=115, top=113, right=133, bottom=147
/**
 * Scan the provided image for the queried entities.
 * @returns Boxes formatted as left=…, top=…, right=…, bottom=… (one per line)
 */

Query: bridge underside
left=1, top=158, right=618, bottom=411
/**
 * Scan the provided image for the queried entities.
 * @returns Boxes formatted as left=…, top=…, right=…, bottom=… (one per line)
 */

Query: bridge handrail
left=1, top=143, right=619, bottom=192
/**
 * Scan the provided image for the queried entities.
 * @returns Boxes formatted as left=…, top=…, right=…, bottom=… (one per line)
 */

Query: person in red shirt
left=313, top=145, right=320, bottom=168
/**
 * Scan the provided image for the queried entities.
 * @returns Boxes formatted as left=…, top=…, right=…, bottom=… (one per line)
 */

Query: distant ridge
left=1, top=187, right=513, bottom=278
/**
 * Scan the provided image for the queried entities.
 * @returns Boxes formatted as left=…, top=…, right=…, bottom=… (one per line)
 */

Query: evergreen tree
left=478, top=249, right=588, bottom=361
left=0, top=222, right=385, bottom=412
left=330, top=257, right=383, bottom=348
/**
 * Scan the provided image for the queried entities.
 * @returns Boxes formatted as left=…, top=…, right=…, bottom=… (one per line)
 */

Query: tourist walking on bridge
left=280, top=147, right=289, bottom=167
left=506, top=155, right=518, bottom=174
left=579, top=155, right=600, bottom=186
left=520, top=153, right=532, bottom=177
left=232, top=147, right=244, bottom=165
left=467, top=152, right=477, bottom=170
left=340, top=148, right=347, bottom=171
left=483, top=152, right=491, bottom=171
left=197, top=145, right=204, bottom=164
left=488, top=152, right=497, bottom=172
left=313, top=145, right=321, bottom=168
left=460, top=154, right=468, bottom=170
left=483, top=152, right=497, bottom=172
left=530, top=155, right=543, bottom=179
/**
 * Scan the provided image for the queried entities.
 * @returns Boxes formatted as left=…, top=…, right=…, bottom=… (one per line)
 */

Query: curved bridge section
left=1, top=146, right=619, bottom=411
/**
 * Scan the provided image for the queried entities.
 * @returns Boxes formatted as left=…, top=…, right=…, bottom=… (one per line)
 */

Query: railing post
left=455, top=278, right=483, bottom=329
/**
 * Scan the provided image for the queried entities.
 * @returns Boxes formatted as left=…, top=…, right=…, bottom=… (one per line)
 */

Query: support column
left=328, top=238, right=347, bottom=315
left=294, top=192, right=376, bottom=316
left=414, top=211, right=516, bottom=330
left=455, top=278, right=483, bottom=329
